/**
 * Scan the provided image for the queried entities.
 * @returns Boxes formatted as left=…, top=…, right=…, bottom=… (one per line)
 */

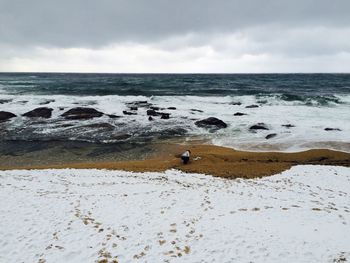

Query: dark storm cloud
left=1, top=0, right=350, bottom=47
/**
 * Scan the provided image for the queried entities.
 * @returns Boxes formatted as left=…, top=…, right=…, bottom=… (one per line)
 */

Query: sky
left=0, top=0, right=350, bottom=73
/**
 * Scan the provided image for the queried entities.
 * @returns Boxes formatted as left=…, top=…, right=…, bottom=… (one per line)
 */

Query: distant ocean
left=0, top=73, right=350, bottom=152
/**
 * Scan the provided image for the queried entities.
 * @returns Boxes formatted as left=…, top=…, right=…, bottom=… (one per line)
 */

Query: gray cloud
left=1, top=0, right=350, bottom=72
left=1, top=0, right=350, bottom=47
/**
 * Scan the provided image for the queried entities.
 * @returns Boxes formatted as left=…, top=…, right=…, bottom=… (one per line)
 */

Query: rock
left=107, top=114, right=122, bottom=119
left=132, top=100, right=148, bottom=104
left=39, top=99, right=55, bottom=105
left=191, top=109, right=204, bottom=113
left=127, top=101, right=151, bottom=108
left=195, top=117, right=227, bottom=130
left=234, top=112, right=247, bottom=116
left=148, top=116, right=154, bottom=121
left=265, top=133, right=277, bottom=139
left=161, top=113, right=170, bottom=119
left=123, top=111, right=137, bottom=115
left=23, top=107, right=53, bottom=118
left=282, top=124, right=295, bottom=128
left=324, top=128, right=342, bottom=131
left=230, top=102, right=242, bottom=106
left=59, top=107, right=65, bottom=111
left=245, top=104, right=259, bottom=108
left=0, top=111, right=17, bottom=122
left=129, top=106, right=138, bottom=111
left=147, top=109, right=159, bottom=116
left=61, top=107, right=104, bottom=120
left=146, top=109, right=163, bottom=116
left=150, top=106, right=160, bottom=111
left=147, top=109, right=170, bottom=119
left=167, top=107, right=177, bottom=110
left=0, top=99, right=12, bottom=104
left=249, top=123, right=269, bottom=130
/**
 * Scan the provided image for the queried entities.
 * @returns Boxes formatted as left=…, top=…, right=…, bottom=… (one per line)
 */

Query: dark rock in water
left=127, top=101, right=152, bottom=108
left=282, top=124, right=295, bottom=128
left=230, top=102, right=242, bottom=106
left=191, top=109, right=204, bottom=113
left=245, top=104, right=259, bottom=108
left=147, top=109, right=159, bottom=116
left=129, top=106, right=138, bottom=111
left=0, top=111, right=17, bottom=122
left=107, top=114, right=122, bottom=119
left=131, top=100, right=148, bottom=104
left=167, top=107, right=177, bottom=110
left=61, top=107, right=104, bottom=120
left=148, top=116, right=154, bottom=121
left=147, top=109, right=170, bottom=119
left=123, top=110, right=137, bottom=116
left=265, top=133, right=277, bottom=139
left=150, top=106, right=160, bottom=111
left=59, top=107, right=65, bottom=111
left=0, top=99, right=12, bottom=104
left=161, top=113, right=170, bottom=119
left=146, top=109, right=164, bottom=116
left=195, top=117, right=227, bottom=130
left=39, top=99, right=55, bottom=105
left=249, top=123, right=269, bottom=130
left=23, top=107, right=53, bottom=118
left=128, top=101, right=149, bottom=106
left=324, top=127, right=342, bottom=131
left=234, top=112, right=247, bottom=116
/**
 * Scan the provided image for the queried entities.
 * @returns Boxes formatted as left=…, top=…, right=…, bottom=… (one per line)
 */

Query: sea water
left=0, top=73, right=349, bottom=152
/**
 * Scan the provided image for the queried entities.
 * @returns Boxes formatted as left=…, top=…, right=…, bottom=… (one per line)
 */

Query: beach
left=1, top=73, right=350, bottom=262
left=1, top=142, right=350, bottom=262
left=2, top=0, right=350, bottom=260
left=1, top=143, right=350, bottom=179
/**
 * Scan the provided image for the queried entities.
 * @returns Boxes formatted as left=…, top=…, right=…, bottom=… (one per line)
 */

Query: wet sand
left=1, top=143, right=349, bottom=179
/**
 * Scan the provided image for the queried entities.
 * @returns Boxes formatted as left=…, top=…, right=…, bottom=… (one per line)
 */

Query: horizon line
left=1, top=71, right=350, bottom=75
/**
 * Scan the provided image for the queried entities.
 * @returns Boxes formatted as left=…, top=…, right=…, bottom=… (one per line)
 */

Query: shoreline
left=1, top=143, right=350, bottom=179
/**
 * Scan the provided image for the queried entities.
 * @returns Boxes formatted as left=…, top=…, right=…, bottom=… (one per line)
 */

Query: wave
left=0, top=92, right=349, bottom=152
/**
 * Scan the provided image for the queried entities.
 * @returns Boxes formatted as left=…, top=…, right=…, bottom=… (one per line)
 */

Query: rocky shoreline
left=0, top=98, right=344, bottom=146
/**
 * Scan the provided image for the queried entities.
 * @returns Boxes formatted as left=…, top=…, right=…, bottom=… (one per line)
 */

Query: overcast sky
left=1, top=0, right=350, bottom=73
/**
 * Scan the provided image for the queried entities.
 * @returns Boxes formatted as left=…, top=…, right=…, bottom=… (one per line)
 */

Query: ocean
left=0, top=73, right=350, bottom=152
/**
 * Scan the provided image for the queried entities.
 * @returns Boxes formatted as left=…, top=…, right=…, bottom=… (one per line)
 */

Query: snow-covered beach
left=1, top=165, right=349, bottom=263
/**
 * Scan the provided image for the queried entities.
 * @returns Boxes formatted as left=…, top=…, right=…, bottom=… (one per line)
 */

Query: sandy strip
left=1, top=144, right=349, bottom=178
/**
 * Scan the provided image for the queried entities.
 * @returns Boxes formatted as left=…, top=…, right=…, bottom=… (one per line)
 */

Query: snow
left=0, top=165, right=350, bottom=263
